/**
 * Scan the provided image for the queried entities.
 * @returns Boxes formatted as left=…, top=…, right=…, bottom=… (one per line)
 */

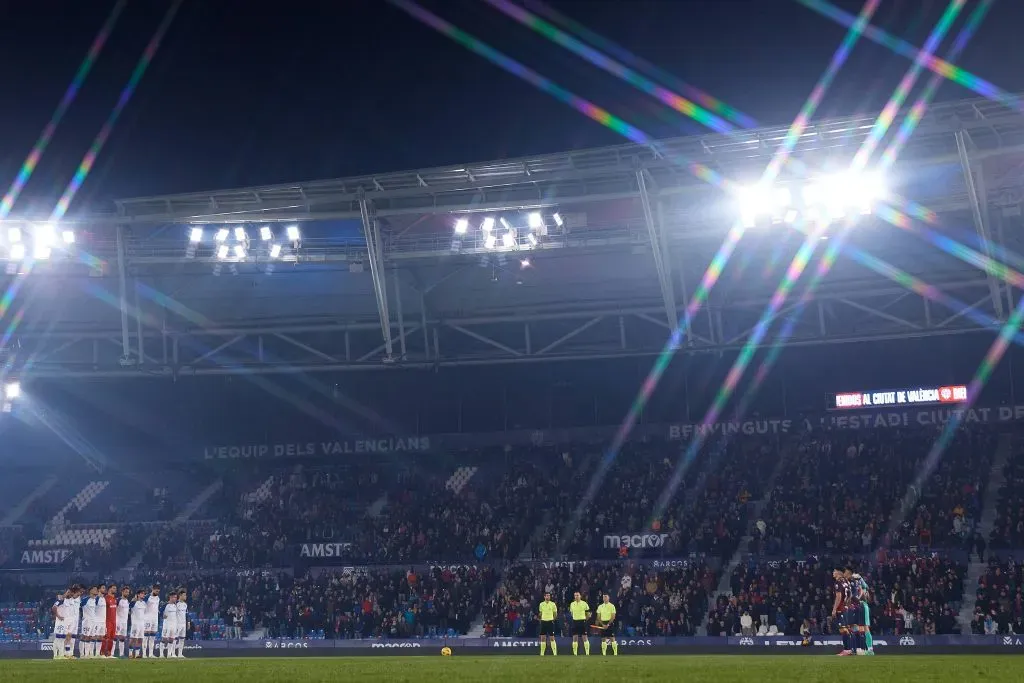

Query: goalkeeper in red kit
left=101, top=583, right=118, bottom=657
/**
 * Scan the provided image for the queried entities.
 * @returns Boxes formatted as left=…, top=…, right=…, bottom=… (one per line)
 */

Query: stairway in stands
left=957, top=431, right=1014, bottom=633
left=701, top=437, right=795, bottom=635
left=48, top=481, right=109, bottom=528
left=445, top=466, right=478, bottom=495
left=174, top=479, right=224, bottom=523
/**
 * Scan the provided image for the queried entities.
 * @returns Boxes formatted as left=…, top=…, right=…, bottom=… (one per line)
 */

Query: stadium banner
left=603, top=533, right=669, bottom=549
left=15, top=634, right=1024, bottom=654
left=202, top=436, right=432, bottom=461
left=297, top=542, right=354, bottom=563
left=196, top=403, right=1024, bottom=463
left=305, top=556, right=720, bottom=576
left=17, top=548, right=73, bottom=567
left=668, top=404, right=1024, bottom=440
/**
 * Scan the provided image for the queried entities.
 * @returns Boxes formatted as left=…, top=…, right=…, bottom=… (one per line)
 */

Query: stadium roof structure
left=4, top=94, right=1024, bottom=378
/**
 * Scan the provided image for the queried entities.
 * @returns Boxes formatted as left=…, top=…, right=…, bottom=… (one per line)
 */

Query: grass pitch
left=3, top=654, right=1019, bottom=682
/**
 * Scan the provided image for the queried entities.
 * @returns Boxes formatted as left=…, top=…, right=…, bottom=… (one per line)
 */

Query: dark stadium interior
left=2, top=0, right=1024, bottom=675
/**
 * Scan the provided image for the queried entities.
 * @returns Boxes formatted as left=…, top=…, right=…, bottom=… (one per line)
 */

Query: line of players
left=535, top=591, right=618, bottom=656
left=831, top=568, right=875, bottom=656
left=51, top=583, right=188, bottom=660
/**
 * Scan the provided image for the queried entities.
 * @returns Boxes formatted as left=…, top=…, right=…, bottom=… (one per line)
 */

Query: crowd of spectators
left=971, top=558, right=1024, bottom=634
left=753, top=428, right=989, bottom=557
left=0, top=424, right=1013, bottom=641
left=481, top=561, right=715, bottom=638
left=708, top=554, right=964, bottom=637
left=137, top=455, right=582, bottom=569
left=990, top=449, right=1024, bottom=549
left=534, top=436, right=773, bottom=561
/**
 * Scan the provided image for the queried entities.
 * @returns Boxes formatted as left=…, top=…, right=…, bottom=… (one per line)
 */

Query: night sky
left=0, top=0, right=1021, bottom=209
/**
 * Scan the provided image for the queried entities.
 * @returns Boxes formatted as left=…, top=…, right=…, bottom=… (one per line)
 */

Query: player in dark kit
left=831, top=569, right=853, bottom=656
left=845, top=570, right=874, bottom=655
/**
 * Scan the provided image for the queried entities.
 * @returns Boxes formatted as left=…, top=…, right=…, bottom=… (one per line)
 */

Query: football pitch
left=3, top=655, right=1021, bottom=682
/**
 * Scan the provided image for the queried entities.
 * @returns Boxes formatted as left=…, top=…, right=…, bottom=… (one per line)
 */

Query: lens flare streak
left=880, top=0, right=993, bottom=169
left=651, top=224, right=826, bottom=521
left=886, top=290, right=1024, bottom=544
left=0, top=1, right=127, bottom=219
left=482, top=0, right=735, bottom=134
left=797, top=0, right=1023, bottom=113
left=51, top=1, right=182, bottom=221
left=851, top=0, right=966, bottom=170
left=765, top=0, right=882, bottom=180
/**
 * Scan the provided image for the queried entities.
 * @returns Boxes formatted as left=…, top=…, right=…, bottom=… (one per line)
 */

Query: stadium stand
left=0, top=422, right=1014, bottom=643
left=709, top=554, right=965, bottom=637
left=752, top=428, right=993, bottom=556
left=971, top=560, right=1024, bottom=635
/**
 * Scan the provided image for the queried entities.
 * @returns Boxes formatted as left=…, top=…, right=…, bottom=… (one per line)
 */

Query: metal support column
left=392, top=270, right=407, bottom=359
left=956, top=130, right=1005, bottom=319
left=420, top=294, right=430, bottom=360
left=358, top=190, right=394, bottom=359
left=637, top=169, right=679, bottom=330
left=114, top=225, right=133, bottom=364
left=133, top=279, right=144, bottom=365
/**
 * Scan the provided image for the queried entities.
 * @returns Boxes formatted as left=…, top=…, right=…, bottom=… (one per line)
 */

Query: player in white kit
left=82, top=586, right=101, bottom=659
left=175, top=589, right=189, bottom=658
left=64, top=585, right=82, bottom=659
left=159, top=592, right=178, bottom=658
left=144, top=585, right=161, bottom=658
left=50, top=590, right=68, bottom=660
left=115, top=586, right=131, bottom=658
left=129, top=588, right=147, bottom=659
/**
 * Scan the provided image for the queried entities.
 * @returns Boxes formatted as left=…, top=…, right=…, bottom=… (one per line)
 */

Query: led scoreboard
left=831, top=385, right=968, bottom=410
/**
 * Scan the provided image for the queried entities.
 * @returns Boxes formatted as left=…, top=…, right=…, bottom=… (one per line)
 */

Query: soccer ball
left=441, top=646, right=453, bottom=656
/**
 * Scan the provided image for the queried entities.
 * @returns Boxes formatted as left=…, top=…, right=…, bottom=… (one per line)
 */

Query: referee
left=568, top=591, right=591, bottom=656
left=537, top=592, right=558, bottom=656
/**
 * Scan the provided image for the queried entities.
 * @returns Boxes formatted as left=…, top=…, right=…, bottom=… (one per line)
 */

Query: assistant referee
left=537, top=592, right=558, bottom=656
left=568, top=591, right=591, bottom=656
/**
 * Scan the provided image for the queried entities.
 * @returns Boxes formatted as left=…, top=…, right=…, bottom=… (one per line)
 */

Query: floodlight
left=4, top=382, right=19, bottom=400
left=804, top=171, right=885, bottom=220
left=62, top=230, right=76, bottom=245
left=738, top=184, right=790, bottom=228
left=36, top=224, right=56, bottom=247
left=502, top=230, right=516, bottom=249
left=233, top=226, right=247, bottom=241
left=9, top=243, right=24, bottom=261
left=526, top=232, right=538, bottom=247
left=7, top=227, right=21, bottom=243
left=233, top=244, right=246, bottom=259
left=845, top=170, right=886, bottom=213
left=484, top=233, right=497, bottom=249
left=499, top=217, right=512, bottom=231
left=454, top=218, right=469, bottom=235
left=269, top=243, right=282, bottom=258
left=527, top=212, right=543, bottom=230
left=189, top=227, right=203, bottom=243
left=33, top=244, right=51, bottom=260
left=553, top=212, right=564, bottom=227
left=216, top=244, right=229, bottom=259
left=215, top=228, right=229, bottom=242
left=481, top=217, right=495, bottom=232
left=286, top=225, right=301, bottom=241
left=259, top=226, right=272, bottom=241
